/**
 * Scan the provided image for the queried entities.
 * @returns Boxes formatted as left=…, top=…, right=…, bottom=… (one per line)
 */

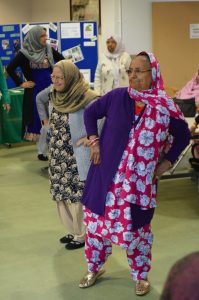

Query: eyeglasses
left=126, top=68, right=151, bottom=76
left=51, top=75, right=65, bottom=81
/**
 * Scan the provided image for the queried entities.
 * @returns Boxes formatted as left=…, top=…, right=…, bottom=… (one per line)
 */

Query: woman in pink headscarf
left=175, top=70, right=199, bottom=107
left=79, top=52, right=190, bottom=296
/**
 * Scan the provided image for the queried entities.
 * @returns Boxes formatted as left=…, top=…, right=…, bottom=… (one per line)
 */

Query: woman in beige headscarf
left=36, top=60, right=98, bottom=250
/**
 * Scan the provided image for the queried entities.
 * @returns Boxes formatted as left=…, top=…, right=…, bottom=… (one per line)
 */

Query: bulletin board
left=60, top=21, right=98, bottom=83
left=0, top=21, right=98, bottom=88
left=0, top=24, right=22, bottom=88
left=152, top=2, right=199, bottom=92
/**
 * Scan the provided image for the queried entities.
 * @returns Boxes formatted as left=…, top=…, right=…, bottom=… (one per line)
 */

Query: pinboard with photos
left=0, top=24, right=22, bottom=88
left=60, top=21, right=98, bottom=83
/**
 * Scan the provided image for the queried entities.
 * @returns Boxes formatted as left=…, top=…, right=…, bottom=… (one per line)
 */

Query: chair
left=161, top=134, right=199, bottom=192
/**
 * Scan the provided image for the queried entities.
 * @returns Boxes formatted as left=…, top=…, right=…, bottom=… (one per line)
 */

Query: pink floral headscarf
left=128, top=51, right=184, bottom=120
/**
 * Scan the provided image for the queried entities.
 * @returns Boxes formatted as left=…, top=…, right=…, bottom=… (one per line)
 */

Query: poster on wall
left=0, top=24, right=22, bottom=88
left=190, top=24, right=199, bottom=39
left=60, top=21, right=98, bottom=82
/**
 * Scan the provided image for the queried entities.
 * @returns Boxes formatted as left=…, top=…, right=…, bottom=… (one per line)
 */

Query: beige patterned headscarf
left=50, top=60, right=98, bottom=113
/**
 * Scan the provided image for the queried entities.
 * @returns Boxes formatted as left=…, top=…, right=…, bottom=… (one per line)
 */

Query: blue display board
left=0, top=24, right=22, bottom=88
left=60, top=22, right=98, bottom=83
left=0, top=21, right=98, bottom=88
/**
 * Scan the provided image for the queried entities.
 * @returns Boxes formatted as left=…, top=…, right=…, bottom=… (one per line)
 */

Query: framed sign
left=70, top=0, right=101, bottom=33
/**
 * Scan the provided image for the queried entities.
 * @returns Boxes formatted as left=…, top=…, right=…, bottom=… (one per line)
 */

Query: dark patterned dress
left=49, top=108, right=84, bottom=202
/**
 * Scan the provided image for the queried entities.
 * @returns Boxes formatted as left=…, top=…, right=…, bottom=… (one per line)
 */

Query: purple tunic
left=81, top=88, right=190, bottom=216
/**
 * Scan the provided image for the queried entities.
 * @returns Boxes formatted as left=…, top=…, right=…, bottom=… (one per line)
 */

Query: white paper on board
left=80, top=69, right=91, bottom=83
left=91, top=35, right=97, bottom=41
left=83, top=23, right=94, bottom=39
left=61, top=23, right=81, bottom=39
left=22, top=24, right=30, bottom=34
left=84, top=41, right=96, bottom=47
left=49, top=23, right=57, bottom=32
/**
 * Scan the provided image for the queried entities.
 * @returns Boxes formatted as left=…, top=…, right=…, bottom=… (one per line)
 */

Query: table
left=0, top=88, right=24, bottom=144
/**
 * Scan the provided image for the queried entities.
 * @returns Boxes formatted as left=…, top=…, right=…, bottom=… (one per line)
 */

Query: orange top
left=135, top=103, right=144, bottom=115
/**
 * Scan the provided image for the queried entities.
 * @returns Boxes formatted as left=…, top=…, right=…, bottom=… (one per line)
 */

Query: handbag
left=173, top=97, right=196, bottom=117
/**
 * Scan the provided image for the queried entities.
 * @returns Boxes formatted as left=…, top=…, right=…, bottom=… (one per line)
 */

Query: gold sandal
left=79, top=269, right=106, bottom=288
left=135, top=279, right=150, bottom=296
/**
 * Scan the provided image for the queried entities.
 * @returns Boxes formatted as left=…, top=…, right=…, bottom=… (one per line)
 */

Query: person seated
left=175, top=69, right=199, bottom=108
left=160, top=252, right=199, bottom=300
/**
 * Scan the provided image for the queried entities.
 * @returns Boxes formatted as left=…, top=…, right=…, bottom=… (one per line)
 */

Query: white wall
left=101, top=0, right=152, bottom=55
left=102, top=0, right=199, bottom=55
left=100, top=0, right=122, bottom=53
left=121, top=0, right=152, bottom=55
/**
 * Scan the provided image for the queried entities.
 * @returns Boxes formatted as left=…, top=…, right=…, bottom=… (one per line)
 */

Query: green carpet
left=0, top=144, right=198, bottom=300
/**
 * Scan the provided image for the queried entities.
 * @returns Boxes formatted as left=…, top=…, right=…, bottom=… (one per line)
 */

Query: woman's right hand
left=90, top=144, right=101, bottom=165
left=42, top=119, right=49, bottom=126
left=20, top=81, right=35, bottom=88
left=3, top=103, right=11, bottom=112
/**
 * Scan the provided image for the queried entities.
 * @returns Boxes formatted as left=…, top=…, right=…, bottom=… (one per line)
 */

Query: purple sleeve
left=164, top=118, right=191, bottom=164
left=84, top=93, right=112, bottom=136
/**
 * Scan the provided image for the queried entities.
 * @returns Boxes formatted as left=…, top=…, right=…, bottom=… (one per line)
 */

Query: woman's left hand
left=3, top=103, right=11, bottom=112
left=153, top=160, right=172, bottom=182
left=76, top=137, right=90, bottom=147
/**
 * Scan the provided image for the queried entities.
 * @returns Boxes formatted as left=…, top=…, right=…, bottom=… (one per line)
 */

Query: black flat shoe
left=59, top=234, right=74, bottom=244
left=65, top=240, right=85, bottom=250
left=38, top=154, right=48, bottom=161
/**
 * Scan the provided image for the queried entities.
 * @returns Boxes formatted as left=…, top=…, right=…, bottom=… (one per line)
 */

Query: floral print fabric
left=85, top=227, right=152, bottom=280
left=84, top=114, right=154, bottom=249
left=49, top=108, right=84, bottom=202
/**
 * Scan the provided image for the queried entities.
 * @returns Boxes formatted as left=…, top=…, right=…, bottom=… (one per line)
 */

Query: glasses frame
left=50, top=75, right=65, bottom=81
left=126, top=68, right=151, bottom=76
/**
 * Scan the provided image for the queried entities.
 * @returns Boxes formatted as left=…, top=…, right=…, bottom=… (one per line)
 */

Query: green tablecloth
left=0, top=88, right=24, bottom=144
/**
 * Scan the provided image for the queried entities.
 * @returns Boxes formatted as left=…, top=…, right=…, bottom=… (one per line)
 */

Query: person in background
left=160, top=252, right=199, bottom=300
left=36, top=60, right=99, bottom=250
left=94, top=35, right=131, bottom=95
left=79, top=52, right=190, bottom=295
left=6, top=25, right=64, bottom=161
left=175, top=69, right=199, bottom=107
left=0, top=58, right=11, bottom=112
